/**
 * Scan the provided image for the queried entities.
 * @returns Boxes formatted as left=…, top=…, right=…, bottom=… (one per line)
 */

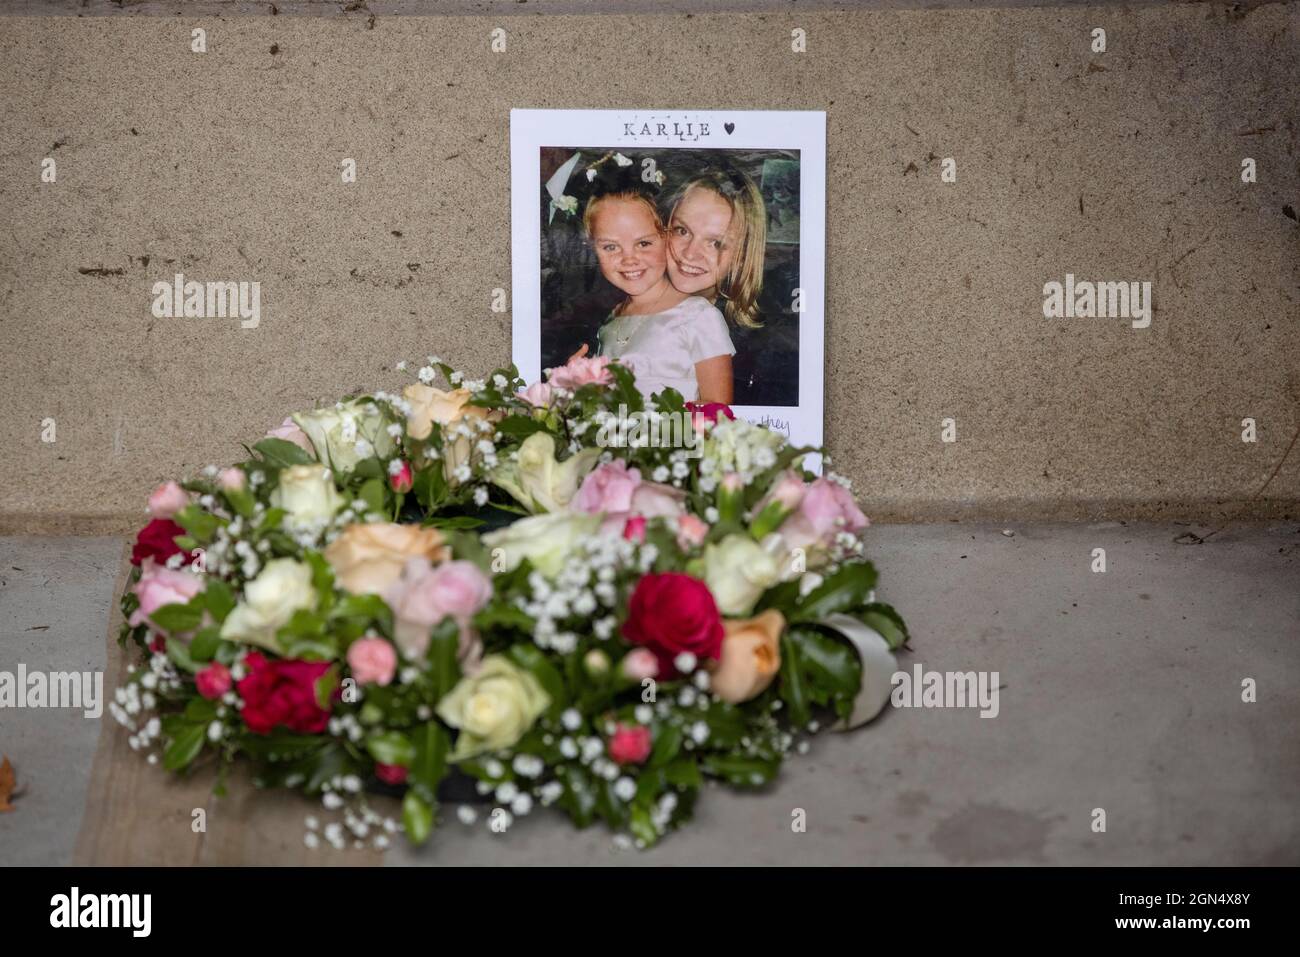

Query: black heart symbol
left=724, top=122, right=735, bottom=135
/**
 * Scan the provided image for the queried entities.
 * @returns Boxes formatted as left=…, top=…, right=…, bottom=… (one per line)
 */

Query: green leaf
left=471, top=603, right=536, bottom=633
left=506, top=644, right=567, bottom=716
left=188, top=626, right=222, bottom=663
left=629, top=803, right=659, bottom=846
left=184, top=697, right=218, bottom=723
left=173, top=504, right=220, bottom=545
left=647, top=723, right=682, bottom=769
left=366, top=731, right=416, bottom=768
left=303, top=551, right=336, bottom=615
left=409, top=721, right=449, bottom=803
left=402, top=790, right=434, bottom=846
left=412, top=463, right=448, bottom=511
left=789, top=626, right=863, bottom=719
left=150, top=602, right=203, bottom=634
left=253, top=436, right=314, bottom=467
left=425, top=515, right=487, bottom=530
left=163, top=724, right=206, bottom=771
left=664, top=758, right=702, bottom=790
left=427, top=619, right=462, bottom=701
left=780, top=632, right=811, bottom=726
left=794, top=562, right=878, bottom=621
left=333, top=592, right=392, bottom=624
left=493, top=415, right=549, bottom=439
left=223, top=484, right=256, bottom=519
left=165, top=635, right=199, bottom=674
left=358, top=477, right=387, bottom=515
left=557, top=766, right=597, bottom=827
left=860, top=602, right=909, bottom=650
left=352, top=457, right=384, bottom=481
left=203, top=579, right=236, bottom=624
left=700, top=754, right=779, bottom=789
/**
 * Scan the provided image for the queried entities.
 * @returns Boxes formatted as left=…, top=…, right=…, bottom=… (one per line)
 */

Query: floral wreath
left=116, top=355, right=909, bottom=850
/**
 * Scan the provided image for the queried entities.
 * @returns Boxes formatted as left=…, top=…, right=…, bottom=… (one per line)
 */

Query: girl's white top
left=596, top=296, right=735, bottom=401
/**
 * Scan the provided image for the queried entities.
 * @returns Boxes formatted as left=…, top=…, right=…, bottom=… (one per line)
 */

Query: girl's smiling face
left=666, top=187, right=736, bottom=296
left=588, top=197, right=668, bottom=297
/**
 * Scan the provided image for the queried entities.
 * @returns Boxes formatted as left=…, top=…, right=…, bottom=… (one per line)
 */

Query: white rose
left=490, top=432, right=599, bottom=514
left=481, top=512, right=601, bottom=578
left=271, top=464, right=343, bottom=527
left=703, top=533, right=782, bottom=617
left=220, top=558, right=318, bottom=650
left=292, top=399, right=397, bottom=475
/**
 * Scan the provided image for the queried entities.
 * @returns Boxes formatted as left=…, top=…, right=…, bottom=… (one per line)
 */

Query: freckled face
left=589, top=199, right=668, bottom=297
left=666, top=188, right=736, bottom=296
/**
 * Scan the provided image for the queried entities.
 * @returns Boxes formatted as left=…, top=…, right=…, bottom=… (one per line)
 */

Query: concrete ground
left=1, top=522, right=1297, bottom=866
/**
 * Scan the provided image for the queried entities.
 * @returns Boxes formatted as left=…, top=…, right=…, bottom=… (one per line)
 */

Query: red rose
left=685, top=402, right=735, bottom=430
left=375, top=763, right=409, bottom=785
left=608, top=723, right=653, bottom=765
left=195, top=662, right=232, bottom=700
left=131, top=518, right=191, bottom=567
left=621, top=572, right=724, bottom=678
left=236, top=651, right=336, bottom=735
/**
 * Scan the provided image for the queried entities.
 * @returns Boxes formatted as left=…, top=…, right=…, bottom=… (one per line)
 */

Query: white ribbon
left=820, top=613, right=897, bottom=731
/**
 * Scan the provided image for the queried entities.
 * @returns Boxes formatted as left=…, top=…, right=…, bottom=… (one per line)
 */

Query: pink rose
left=382, top=558, right=491, bottom=659
left=266, top=417, right=315, bottom=455
left=621, top=648, right=659, bottom=681
left=760, top=470, right=808, bottom=512
left=608, top=723, right=653, bottom=765
left=628, top=480, right=686, bottom=518
left=195, top=662, right=232, bottom=700
left=422, top=559, right=492, bottom=619
left=675, top=513, right=709, bottom=549
left=147, top=480, right=189, bottom=519
left=389, top=460, right=413, bottom=494
left=217, top=467, right=246, bottom=492
left=547, top=355, right=613, bottom=390
left=779, top=478, right=869, bottom=551
left=375, top=763, right=409, bottom=785
left=574, top=461, right=643, bottom=514
left=129, top=560, right=203, bottom=629
left=347, top=636, right=397, bottom=687
left=623, top=515, right=647, bottom=542
left=518, top=381, right=554, bottom=408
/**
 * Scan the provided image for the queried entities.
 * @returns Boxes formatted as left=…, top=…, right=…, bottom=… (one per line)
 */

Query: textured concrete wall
left=0, top=4, right=1296, bottom=531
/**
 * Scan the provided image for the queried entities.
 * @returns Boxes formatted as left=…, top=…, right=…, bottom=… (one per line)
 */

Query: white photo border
left=510, top=108, right=826, bottom=456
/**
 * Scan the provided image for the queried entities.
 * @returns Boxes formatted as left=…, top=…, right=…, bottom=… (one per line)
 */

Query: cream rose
left=703, top=533, right=782, bottom=617
left=292, top=399, right=397, bottom=475
left=480, top=511, right=601, bottom=578
left=219, top=558, right=317, bottom=650
left=490, top=431, right=599, bottom=514
left=323, top=522, right=447, bottom=595
left=270, top=464, right=343, bottom=527
left=437, top=655, right=551, bottom=760
left=709, top=610, right=785, bottom=704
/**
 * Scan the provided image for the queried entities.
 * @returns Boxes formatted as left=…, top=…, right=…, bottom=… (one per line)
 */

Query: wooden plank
left=73, top=542, right=386, bottom=865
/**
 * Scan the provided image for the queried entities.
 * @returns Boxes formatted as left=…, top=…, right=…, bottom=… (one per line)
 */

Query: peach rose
left=403, top=384, right=496, bottom=482
left=709, top=609, right=785, bottom=704
left=323, top=522, right=447, bottom=595
left=402, top=384, right=474, bottom=441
